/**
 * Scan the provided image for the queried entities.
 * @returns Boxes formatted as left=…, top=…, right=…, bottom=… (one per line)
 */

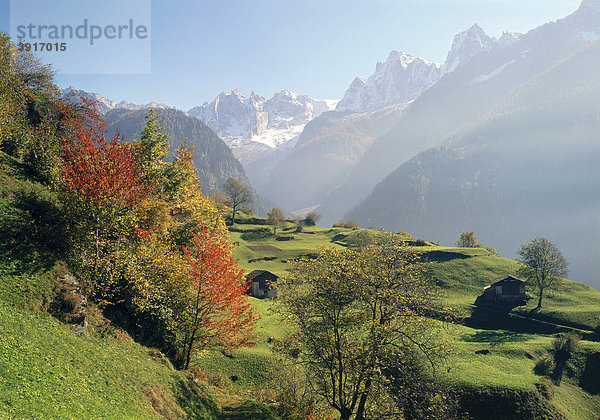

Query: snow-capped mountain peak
left=336, top=51, right=441, bottom=113
left=188, top=90, right=267, bottom=139
left=335, top=78, right=366, bottom=112
left=188, top=89, right=338, bottom=160
left=443, top=24, right=495, bottom=74
left=375, top=51, right=414, bottom=72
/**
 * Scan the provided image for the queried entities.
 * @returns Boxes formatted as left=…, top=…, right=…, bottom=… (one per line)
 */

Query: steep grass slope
left=0, top=152, right=220, bottom=419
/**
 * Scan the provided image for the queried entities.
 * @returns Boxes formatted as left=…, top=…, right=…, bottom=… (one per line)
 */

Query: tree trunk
left=184, top=278, right=205, bottom=369
left=339, top=407, right=352, bottom=420
left=183, top=328, right=196, bottom=370
left=537, top=287, right=544, bottom=309
left=93, top=215, right=100, bottom=294
left=355, top=377, right=372, bottom=420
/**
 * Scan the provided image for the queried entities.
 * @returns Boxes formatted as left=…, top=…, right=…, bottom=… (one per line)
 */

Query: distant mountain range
left=188, top=89, right=338, bottom=163
left=253, top=18, right=525, bottom=218
left=61, top=86, right=172, bottom=115
left=317, top=0, right=600, bottom=226
left=335, top=25, right=521, bottom=114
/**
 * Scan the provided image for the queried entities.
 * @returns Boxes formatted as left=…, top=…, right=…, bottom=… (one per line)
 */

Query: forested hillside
left=105, top=107, right=249, bottom=194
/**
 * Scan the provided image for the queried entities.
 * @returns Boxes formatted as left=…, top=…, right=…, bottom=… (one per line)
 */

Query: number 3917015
left=18, top=42, right=67, bottom=52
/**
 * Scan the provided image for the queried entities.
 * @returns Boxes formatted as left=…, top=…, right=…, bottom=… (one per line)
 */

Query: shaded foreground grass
left=0, top=302, right=219, bottom=419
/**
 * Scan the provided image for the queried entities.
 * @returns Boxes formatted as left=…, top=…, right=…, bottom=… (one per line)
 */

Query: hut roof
left=245, top=270, right=277, bottom=280
left=245, top=270, right=278, bottom=290
left=489, top=275, right=525, bottom=287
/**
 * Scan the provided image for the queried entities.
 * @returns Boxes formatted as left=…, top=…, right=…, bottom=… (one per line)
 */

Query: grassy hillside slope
left=220, top=219, right=600, bottom=419
left=0, top=151, right=222, bottom=419
left=426, top=247, right=600, bottom=332
left=2, top=143, right=599, bottom=418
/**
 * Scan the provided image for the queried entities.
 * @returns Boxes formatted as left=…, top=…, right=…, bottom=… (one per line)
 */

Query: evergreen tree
left=134, top=108, right=169, bottom=185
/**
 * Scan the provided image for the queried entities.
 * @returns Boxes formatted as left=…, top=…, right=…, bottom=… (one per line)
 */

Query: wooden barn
left=245, top=270, right=278, bottom=299
left=484, top=275, right=527, bottom=305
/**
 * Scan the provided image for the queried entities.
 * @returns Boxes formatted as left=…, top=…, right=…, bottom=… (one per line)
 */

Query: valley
left=2, top=0, right=600, bottom=418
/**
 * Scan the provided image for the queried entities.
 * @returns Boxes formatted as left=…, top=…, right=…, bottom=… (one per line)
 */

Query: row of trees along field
left=0, top=33, right=258, bottom=369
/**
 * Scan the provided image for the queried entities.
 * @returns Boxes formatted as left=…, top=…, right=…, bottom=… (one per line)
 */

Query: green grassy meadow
left=218, top=219, right=600, bottom=419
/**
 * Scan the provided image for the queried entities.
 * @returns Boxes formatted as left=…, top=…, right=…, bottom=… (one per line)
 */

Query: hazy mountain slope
left=346, top=41, right=600, bottom=289
left=252, top=105, right=406, bottom=212
left=252, top=48, right=443, bottom=214
left=320, top=2, right=600, bottom=223
left=105, top=108, right=249, bottom=194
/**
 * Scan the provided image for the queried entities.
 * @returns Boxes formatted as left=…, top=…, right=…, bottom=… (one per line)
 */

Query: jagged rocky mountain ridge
left=335, top=53, right=441, bottom=113
left=442, top=24, right=521, bottom=74
left=335, top=26, right=522, bottom=114
left=187, top=23, right=521, bottom=162
left=61, top=86, right=172, bottom=115
left=188, top=89, right=338, bottom=163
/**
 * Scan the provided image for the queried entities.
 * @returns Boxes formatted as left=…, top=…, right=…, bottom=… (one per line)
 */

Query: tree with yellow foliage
left=278, top=234, right=452, bottom=419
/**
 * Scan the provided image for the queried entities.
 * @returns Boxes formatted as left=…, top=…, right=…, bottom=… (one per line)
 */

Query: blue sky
left=0, top=0, right=582, bottom=110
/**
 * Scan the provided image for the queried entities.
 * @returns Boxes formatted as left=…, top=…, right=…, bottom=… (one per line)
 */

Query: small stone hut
left=245, top=270, right=278, bottom=299
left=483, top=275, right=526, bottom=305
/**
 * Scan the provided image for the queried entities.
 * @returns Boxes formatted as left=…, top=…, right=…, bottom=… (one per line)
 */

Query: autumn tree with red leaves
left=58, top=96, right=147, bottom=206
left=57, top=95, right=149, bottom=294
left=181, top=223, right=258, bottom=369
left=55, top=100, right=257, bottom=370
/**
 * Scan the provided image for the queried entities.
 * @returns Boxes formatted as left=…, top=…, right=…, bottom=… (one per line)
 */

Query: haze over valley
left=65, top=0, right=600, bottom=290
